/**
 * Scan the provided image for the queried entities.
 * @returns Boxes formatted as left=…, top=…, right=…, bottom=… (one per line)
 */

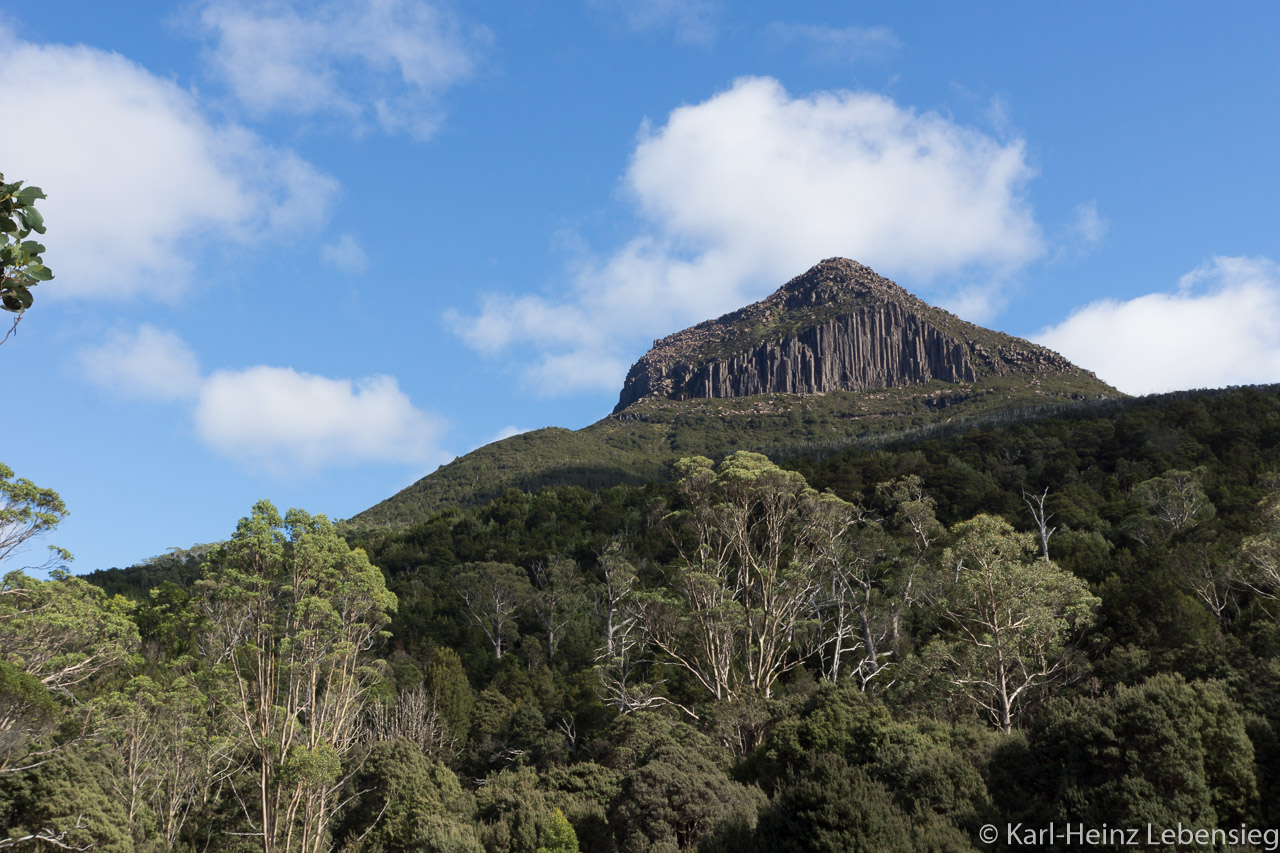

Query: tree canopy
left=9, top=386, right=1280, bottom=847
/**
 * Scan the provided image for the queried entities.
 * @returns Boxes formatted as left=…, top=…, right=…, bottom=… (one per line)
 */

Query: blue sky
left=1, top=1, right=1278, bottom=573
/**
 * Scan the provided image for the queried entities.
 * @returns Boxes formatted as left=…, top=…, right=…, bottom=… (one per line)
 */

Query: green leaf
left=27, top=264, right=53, bottom=282
left=20, top=241, right=46, bottom=255
left=2, top=285, right=32, bottom=311
left=15, top=186, right=46, bottom=203
left=22, top=206, right=45, bottom=234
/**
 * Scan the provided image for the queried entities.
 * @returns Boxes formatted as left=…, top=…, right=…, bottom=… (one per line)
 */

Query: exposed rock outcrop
left=613, top=258, right=1096, bottom=413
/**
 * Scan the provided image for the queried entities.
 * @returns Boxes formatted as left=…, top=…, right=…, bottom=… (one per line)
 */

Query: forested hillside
left=5, top=386, right=1280, bottom=849
left=352, top=259, right=1119, bottom=529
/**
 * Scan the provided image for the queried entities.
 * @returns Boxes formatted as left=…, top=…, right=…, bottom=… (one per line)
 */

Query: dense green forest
left=6, top=386, right=1280, bottom=850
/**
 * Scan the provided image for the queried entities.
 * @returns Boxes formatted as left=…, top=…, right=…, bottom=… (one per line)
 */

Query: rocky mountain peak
left=773, top=257, right=910, bottom=307
left=612, top=258, right=1104, bottom=414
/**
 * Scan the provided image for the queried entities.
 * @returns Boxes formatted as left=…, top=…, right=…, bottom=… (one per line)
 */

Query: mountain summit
left=615, top=257, right=1092, bottom=412
left=352, top=259, right=1118, bottom=529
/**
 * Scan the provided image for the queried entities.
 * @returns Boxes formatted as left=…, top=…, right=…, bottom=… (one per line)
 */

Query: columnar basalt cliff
left=613, top=258, right=1093, bottom=413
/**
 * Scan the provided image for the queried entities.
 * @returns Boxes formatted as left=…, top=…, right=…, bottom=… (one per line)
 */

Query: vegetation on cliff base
left=353, top=372, right=1119, bottom=530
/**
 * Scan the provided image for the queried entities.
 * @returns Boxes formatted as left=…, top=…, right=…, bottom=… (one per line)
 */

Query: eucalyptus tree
left=925, top=514, right=1098, bottom=733
left=197, top=501, right=397, bottom=853
left=593, top=544, right=667, bottom=714
left=809, top=497, right=896, bottom=688
left=92, top=673, right=239, bottom=850
left=530, top=557, right=587, bottom=667
left=457, top=561, right=532, bottom=661
left=644, top=452, right=858, bottom=703
left=874, top=475, right=945, bottom=654
left=1239, top=483, right=1280, bottom=603
left=0, top=464, right=138, bottom=777
left=0, top=462, right=69, bottom=573
left=1169, top=542, right=1238, bottom=625
left=810, top=475, right=947, bottom=690
left=1124, top=467, right=1216, bottom=546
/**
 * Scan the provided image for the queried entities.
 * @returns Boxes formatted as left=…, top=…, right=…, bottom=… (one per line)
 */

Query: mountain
left=615, top=258, right=1086, bottom=411
left=351, top=259, right=1119, bottom=529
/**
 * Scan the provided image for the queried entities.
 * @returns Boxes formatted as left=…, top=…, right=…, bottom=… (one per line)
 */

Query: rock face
left=613, top=258, right=1092, bottom=413
left=619, top=306, right=976, bottom=406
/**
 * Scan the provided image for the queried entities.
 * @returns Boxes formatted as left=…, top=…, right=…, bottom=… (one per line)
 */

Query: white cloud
left=625, top=78, right=1040, bottom=279
left=196, top=368, right=445, bottom=472
left=79, top=325, right=202, bottom=402
left=523, top=351, right=632, bottom=397
left=446, top=294, right=592, bottom=355
left=590, top=0, right=719, bottom=44
left=766, top=23, right=902, bottom=62
left=320, top=233, right=370, bottom=275
left=81, top=326, right=444, bottom=472
left=195, top=0, right=488, bottom=138
left=1036, top=256, right=1280, bottom=395
left=0, top=30, right=338, bottom=301
left=937, top=286, right=1006, bottom=326
left=452, top=76, right=1042, bottom=394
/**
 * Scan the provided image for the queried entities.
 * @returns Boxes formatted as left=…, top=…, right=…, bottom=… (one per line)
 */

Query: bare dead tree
left=557, top=716, right=578, bottom=758
left=0, top=815, right=92, bottom=849
left=363, top=686, right=458, bottom=757
left=1169, top=544, right=1238, bottom=624
left=591, top=544, right=690, bottom=715
left=1022, top=487, right=1057, bottom=562
left=489, top=747, right=525, bottom=766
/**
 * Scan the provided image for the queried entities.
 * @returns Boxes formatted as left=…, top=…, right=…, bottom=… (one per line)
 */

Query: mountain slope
left=351, top=259, right=1119, bottom=529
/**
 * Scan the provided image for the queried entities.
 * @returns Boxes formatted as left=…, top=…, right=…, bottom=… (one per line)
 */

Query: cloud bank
left=452, top=76, right=1042, bottom=395
left=80, top=327, right=444, bottom=473
left=0, top=29, right=338, bottom=301
left=195, top=0, right=489, bottom=138
left=1036, top=256, right=1280, bottom=395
